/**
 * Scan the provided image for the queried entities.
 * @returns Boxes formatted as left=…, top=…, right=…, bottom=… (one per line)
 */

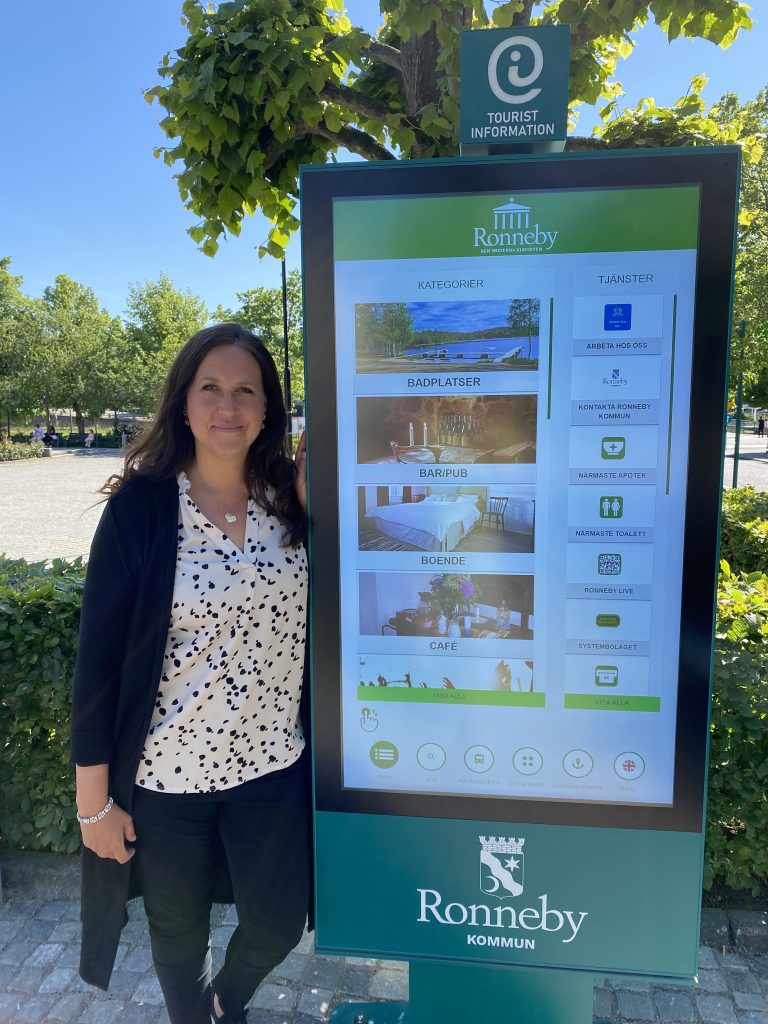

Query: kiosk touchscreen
left=301, top=148, right=738, bottom=982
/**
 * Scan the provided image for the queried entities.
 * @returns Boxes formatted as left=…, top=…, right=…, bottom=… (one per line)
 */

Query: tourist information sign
left=460, top=26, right=570, bottom=151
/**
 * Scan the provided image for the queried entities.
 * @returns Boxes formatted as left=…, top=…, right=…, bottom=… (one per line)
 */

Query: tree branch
left=262, top=129, right=308, bottom=172
left=511, top=0, right=536, bottom=26
left=261, top=116, right=395, bottom=173
left=319, top=82, right=394, bottom=122
left=325, top=31, right=403, bottom=74
left=311, top=122, right=396, bottom=160
left=360, top=39, right=403, bottom=73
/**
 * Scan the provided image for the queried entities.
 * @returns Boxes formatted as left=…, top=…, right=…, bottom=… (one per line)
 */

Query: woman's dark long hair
left=103, top=323, right=306, bottom=546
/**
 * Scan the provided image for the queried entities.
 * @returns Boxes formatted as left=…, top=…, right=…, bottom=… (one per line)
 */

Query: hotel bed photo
left=357, top=485, right=535, bottom=553
left=356, top=394, right=537, bottom=466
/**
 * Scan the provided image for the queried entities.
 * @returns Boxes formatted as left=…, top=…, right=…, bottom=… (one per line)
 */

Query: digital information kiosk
left=301, top=148, right=739, bottom=1024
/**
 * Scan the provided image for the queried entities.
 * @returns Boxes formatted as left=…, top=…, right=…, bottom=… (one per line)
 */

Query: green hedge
left=1, top=522, right=768, bottom=892
left=0, top=441, right=45, bottom=462
left=706, top=563, right=768, bottom=892
left=0, top=556, right=83, bottom=853
left=720, top=487, right=768, bottom=574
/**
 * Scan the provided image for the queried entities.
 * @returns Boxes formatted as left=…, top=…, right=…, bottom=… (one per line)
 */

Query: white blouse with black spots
left=135, top=472, right=308, bottom=793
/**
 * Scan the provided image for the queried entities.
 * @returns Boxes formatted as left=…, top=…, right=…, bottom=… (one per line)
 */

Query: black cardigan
left=72, top=476, right=312, bottom=989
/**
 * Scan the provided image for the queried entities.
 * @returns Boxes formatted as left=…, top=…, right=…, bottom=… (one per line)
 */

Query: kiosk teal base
left=328, top=962, right=605, bottom=1024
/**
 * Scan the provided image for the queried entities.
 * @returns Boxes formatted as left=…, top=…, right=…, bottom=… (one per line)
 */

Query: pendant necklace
left=218, top=494, right=247, bottom=524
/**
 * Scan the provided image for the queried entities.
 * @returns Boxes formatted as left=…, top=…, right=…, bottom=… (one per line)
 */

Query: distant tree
left=714, top=87, right=768, bottom=398
left=0, top=257, right=36, bottom=423
left=378, top=303, right=415, bottom=358
left=146, top=0, right=751, bottom=259
left=598, top=77, right=767, bottom=391
left=355, top=304, right=385, bottom=358
left=39, top=275, right=119, bottom=434
left=745, top=364, right=768, bottom=410
left=220, top=268, right=305, bottom=403
left=124, top=275, right=209, bottom=412
left=507, top=298, right=540, bottom=359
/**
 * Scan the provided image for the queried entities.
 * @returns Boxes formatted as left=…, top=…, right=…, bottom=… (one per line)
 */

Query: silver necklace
left=217, top=494, right=247, bottom=524
left=187, top=474, right=247, bottom=525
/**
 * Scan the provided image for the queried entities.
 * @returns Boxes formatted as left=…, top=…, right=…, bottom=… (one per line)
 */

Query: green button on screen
left=596, top=614, right=621, bottom=627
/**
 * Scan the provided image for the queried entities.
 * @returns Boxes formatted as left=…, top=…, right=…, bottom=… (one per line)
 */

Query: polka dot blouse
left=135, top=472, right=308, bottom=793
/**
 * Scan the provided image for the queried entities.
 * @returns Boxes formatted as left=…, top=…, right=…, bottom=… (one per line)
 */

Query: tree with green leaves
left=39, top=276, right=123, bottom=435
left=596, top=79, right=768, bottom=393
left=124, top=274, right=209, bottom=412
left=0, top=257, right=35, bottom=424
left=217, top=267, right=305, bottom=403
left=507, top=298, right=540, bottom=359
left=146, top=0, right=751, bottom=259
left=355, top=303, right=385, bottom=359
left=377, top=302, right=415, bottom=357
left=713, top=87, right=768, bottom=403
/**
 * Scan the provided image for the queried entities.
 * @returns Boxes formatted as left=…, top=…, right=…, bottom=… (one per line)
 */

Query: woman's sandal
left=210, top=988, right=248, bottom=1024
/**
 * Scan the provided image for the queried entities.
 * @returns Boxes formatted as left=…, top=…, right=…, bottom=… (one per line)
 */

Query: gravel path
left=0, top=451, right=119, bottom=563
left=1, top=436, right=765, bottom=565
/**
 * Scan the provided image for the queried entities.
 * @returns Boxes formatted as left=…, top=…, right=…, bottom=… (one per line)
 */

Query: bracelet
left=76, top=796, right=114, bottom=825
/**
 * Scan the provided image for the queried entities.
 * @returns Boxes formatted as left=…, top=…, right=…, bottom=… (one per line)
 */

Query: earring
left=183, top=408, right=189, bottom=426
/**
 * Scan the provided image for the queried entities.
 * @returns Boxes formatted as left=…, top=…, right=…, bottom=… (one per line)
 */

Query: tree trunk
left=399, top=6, right=474, bottom=156
left=74, top=402, right=85, bottom=436
left=44, top=392, right=51, bottom=432
left=400, top=28, right=442, bottom=157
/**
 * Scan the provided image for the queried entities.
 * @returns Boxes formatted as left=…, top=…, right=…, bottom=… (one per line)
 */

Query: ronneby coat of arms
left=479, top=836, right=525, bottom=898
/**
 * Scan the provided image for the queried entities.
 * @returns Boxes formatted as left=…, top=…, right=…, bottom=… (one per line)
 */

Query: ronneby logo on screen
left=473, top=197, right=558, bottom=254
left=416, top=836, right=589, bottom=950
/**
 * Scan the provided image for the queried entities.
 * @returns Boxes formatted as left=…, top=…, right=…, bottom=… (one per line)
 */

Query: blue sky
left=409, top=300, right=519, bottom=332
left=1, top=2, right=765, bottom=319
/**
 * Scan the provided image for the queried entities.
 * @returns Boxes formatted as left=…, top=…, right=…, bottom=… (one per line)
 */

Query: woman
left=71, top=323, right=310, bottom=1024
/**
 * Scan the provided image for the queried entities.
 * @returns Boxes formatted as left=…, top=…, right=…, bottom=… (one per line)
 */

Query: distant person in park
left=30, top=423, right=44, bottom=442
left=44, top=426, right=58, bottom=447
left=71, top=323, right=309, bottom=1024
left=84, top=430, right=95, bottom=448
left=759, top=416, right=765, bottom=437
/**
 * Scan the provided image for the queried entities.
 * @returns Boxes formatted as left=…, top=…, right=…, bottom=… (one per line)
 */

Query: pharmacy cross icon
left=601, top=436, right=626, bottom=460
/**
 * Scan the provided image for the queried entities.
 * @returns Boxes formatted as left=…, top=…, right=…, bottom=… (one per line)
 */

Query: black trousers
left=132, top=757, right=310, bottom=1024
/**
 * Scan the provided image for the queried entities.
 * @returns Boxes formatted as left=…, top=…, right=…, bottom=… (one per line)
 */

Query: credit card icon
left=595, top=666, right=619, bottom=687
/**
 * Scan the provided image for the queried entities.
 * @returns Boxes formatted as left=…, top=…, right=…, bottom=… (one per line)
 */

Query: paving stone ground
left=1, top=443, right=766, bottom=1023
left=0, top=895, right=765, bottom=1023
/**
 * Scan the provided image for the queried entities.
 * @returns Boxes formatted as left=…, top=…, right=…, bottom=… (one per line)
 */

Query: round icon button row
left=370, top=743, right=645, bottom=780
